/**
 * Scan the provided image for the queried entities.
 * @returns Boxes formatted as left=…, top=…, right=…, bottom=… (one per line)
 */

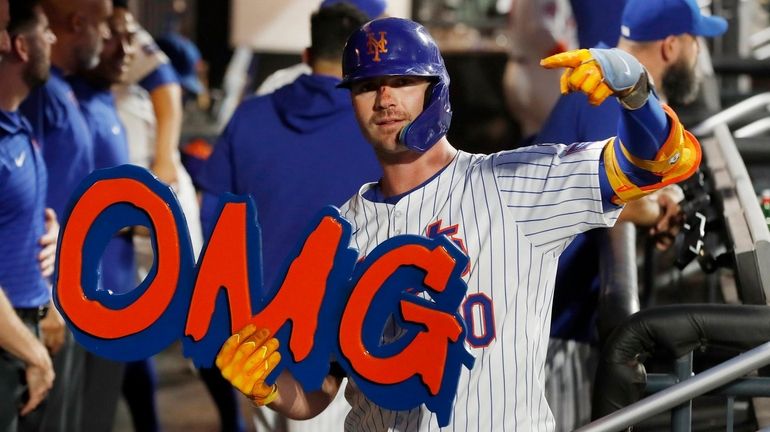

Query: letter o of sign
left=57, top=177, right=181, bottom=339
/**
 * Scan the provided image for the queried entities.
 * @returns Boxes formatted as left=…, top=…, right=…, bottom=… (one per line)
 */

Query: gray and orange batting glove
left=216, top=323, right=281, bottom=406
left=541, top=48, right=651, bottom=109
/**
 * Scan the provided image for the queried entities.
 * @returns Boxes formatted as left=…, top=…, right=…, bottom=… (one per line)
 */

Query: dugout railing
left=577, top=120, right=770, bottom=432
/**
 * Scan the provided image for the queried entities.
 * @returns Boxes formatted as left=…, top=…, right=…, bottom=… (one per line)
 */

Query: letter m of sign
left=367, top=31, right=388, bottom=62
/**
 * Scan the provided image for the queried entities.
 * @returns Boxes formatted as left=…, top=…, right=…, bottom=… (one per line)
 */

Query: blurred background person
left=19, top=0, right=111, bottom=430
left=502, top=0, right=576, bottom=143
left=112, top=1, right=238, bottom=431
left=151, top=11, right=247, bottom=432
left=196, top=3, right=378, bottom=431
left=114, top=0, right=202, bottom=269
left=69, top=1, right=140, bottom=429
left=119, top=23, right=180, bottom=188
left=0, top=0, right=57, bottom=427
left=155, top=23, right=206, bottom=107
left=254, top=0, right=387, bottom=96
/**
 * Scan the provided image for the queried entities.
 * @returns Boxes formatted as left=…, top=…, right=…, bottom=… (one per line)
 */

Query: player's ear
left=302, top=47, right=312, bottom=67
left=660, top=35, right=679, bottom=64
left=423, top=77, right=436, bottom=110
left=70, top=11, right=85, bottom=34
left=12, top=33, right=30, bottom=63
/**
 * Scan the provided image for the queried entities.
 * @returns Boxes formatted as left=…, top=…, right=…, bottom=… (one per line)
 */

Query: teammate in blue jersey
left=535, top=2, right=727, bottom=427
left=20, top=0, right=111, bottom=218
left=198, top=5, right=378, bottom=430
left=69, top=6, right=139, bottom=428
left=216, top=17, right=702, bottom=430
left=0, top=0, right=57, bottom=428
left=198, top=2, right=380, bottom=294
left=18, top=0, right=112, bottom=430
left=71, top=27, right=136, bottom=300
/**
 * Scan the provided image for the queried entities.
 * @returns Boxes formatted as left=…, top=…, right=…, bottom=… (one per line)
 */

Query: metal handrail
left=691, top=92, right=770, bottom=136
left=748, top=27, right=770, bottom=49
left=576, top=341, right=770, bottom=432
left=734, top=117, right=770, bottom=138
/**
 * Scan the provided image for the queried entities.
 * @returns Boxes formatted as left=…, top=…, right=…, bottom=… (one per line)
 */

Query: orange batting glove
left=216, top=323, right=282, bottom=406
left=541, top=48, right=649, bottom=109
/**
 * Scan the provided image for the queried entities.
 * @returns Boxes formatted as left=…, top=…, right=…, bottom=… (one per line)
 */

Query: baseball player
left=215, top=17, right=701, bottom=430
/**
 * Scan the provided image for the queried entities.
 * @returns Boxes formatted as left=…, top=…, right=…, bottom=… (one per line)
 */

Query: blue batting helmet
left=338, top=17, right=451, bottom=153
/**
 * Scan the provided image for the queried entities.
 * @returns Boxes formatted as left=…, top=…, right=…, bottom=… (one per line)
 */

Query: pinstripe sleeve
left=491, top=140, right=622, bottom=248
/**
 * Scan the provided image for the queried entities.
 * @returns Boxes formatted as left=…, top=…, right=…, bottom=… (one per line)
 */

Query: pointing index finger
left=540, top=49, right=591, bottom=69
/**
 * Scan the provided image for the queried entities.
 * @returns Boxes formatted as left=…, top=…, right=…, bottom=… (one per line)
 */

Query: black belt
left=14, top=305, right=49, bottom=323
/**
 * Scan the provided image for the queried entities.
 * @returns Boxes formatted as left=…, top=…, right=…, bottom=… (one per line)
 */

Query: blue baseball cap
left=156, top=32, right=203, bottom=95
left=320, top=0, right=386, bottom=19
left=621, top=0, right=728, bottom=42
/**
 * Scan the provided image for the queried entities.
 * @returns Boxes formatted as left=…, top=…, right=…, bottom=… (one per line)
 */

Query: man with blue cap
left=535, top=0, right=727, bottom=429
left=540, top=0, right=728, bottom=141
left=156, top=31, right=204, bottom=99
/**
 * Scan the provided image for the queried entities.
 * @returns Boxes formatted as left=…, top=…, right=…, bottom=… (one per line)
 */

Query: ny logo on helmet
left=366, top=31, right=388, bottom=62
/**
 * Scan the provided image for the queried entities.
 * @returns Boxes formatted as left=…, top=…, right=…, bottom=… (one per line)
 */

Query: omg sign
left=54, top=165, right=474, bottom=426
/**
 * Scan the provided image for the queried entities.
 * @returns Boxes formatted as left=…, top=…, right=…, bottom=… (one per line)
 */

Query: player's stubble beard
left=75, top=29, right=104, bottom=72
left=23, top=41, right=50, bottom=89
left=369, top=107, right=414, bottom=160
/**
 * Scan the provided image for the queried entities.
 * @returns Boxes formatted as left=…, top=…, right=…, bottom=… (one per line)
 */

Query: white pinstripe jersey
left=337, top=142, right=622, bottom=431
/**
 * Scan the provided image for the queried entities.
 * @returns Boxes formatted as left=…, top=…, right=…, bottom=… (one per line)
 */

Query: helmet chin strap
left=397, top=122, right=413, bottom=149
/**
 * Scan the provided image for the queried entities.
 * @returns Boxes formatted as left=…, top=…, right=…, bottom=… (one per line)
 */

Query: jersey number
left=462, top=293, right=496, bottom=348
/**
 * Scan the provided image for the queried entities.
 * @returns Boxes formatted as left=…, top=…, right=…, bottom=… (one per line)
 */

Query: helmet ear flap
left=400, top=76, right=452, bottom=153
left=422, top=77, right=439, bottom=110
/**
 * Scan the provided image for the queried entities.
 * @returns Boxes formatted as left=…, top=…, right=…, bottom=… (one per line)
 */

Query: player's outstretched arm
left=216, top=324, right=341, bottom=420
left=541, top=48, right=701, bottom=206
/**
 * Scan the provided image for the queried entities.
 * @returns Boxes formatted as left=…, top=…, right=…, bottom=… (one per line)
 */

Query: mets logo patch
left=367, top=31, right=388, bottom=62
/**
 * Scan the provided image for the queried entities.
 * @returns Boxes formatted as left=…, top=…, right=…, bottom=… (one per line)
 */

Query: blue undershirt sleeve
left=598, top=93, right=671, bottom=205
left=139, top=63, right=180, bottom=93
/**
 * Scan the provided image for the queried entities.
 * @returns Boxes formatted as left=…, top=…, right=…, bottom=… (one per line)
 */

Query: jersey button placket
left=392, top=207, right=403, bottom=235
